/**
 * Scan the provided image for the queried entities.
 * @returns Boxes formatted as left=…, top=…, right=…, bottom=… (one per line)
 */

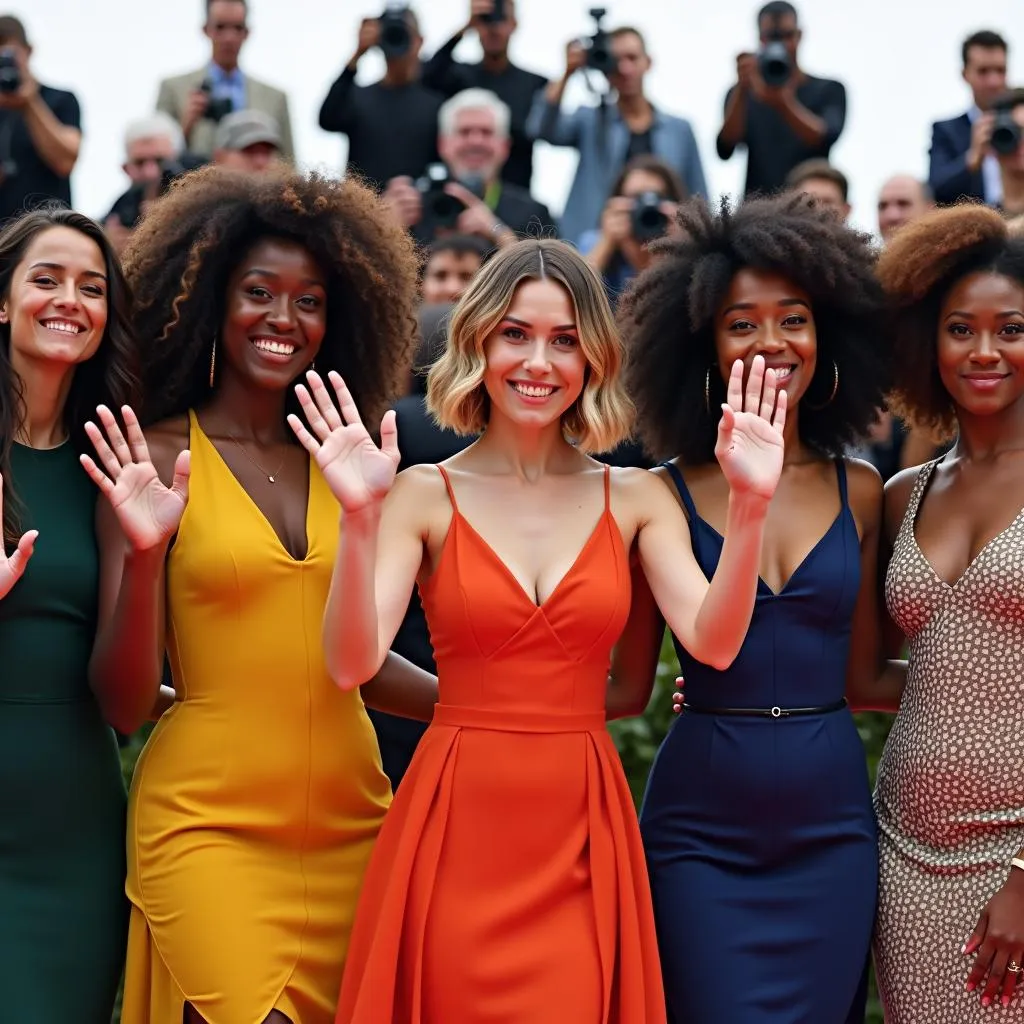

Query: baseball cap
left=213, top=109, right=282, bottom=152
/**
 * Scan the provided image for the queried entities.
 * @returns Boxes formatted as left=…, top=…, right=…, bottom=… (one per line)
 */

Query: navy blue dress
left=640, top=460, right=877, bottom=1023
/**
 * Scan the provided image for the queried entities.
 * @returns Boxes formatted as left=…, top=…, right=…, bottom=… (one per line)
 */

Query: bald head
left=878, top=175, right=933, bottom=243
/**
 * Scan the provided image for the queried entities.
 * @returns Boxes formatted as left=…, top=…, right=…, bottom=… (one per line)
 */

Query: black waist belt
left=681, top=697, right=847, bottom=719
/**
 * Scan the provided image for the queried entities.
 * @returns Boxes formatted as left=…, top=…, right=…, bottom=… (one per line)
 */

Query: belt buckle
left=770, top=706, right=783, bottom=718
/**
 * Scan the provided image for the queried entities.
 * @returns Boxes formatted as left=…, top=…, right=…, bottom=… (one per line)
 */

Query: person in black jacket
left=927, top=30, right=1009, bottom=207
left=421, top=0, right=545, bottom=191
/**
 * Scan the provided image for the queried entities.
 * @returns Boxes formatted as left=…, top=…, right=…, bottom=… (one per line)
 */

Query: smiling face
left=219, top=237, right=328, bottom=391
left=937, top=270, right=1024, bottom=417
left=714, top=267, right=817, bottom=406
left=481, top=277, right=587, bottom=433
left=2, top=226, right=109, bottom=375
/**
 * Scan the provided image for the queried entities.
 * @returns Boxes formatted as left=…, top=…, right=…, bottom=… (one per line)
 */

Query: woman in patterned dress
left=874, top=204, right=1024, bottom=1021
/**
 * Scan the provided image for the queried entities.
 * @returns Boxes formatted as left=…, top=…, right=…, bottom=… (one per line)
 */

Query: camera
left=378, top=3, right=412, bottom=60
left=585, top=7, right=615, bottom=76
left=199, top=80, right=233, bottom=123
left=415, top=163, right=465, bottom=229
left=631, top=192, right=668, bottom=243
left=990, top=106, right=1022, bottom=157
left=0, top=48, right=21, bottom=95
left=480, top=0, right=506, bottom=24
left=116, top=159, right=192, bottom=229
left=757, top=30, right=792, bottom=89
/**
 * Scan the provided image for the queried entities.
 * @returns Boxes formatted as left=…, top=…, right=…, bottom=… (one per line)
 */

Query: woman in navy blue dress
left=614, top=194, right=905, bottom=1022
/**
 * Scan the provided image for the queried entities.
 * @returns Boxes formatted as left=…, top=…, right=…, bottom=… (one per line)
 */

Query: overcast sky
left=14, top=0, right=1020, bottom=236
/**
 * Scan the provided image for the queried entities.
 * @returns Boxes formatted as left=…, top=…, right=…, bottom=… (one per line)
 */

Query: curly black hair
left=876, top=203, right=1024, bottom=437
left=0, top=206, right=140, bottom=548
left=617, top=193, right=889, bottom=463
left=123, top=165, right=419, bottom=430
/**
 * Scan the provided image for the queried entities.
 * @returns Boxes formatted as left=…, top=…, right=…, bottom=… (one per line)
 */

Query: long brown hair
left=0, top=206, right=140, bottom=548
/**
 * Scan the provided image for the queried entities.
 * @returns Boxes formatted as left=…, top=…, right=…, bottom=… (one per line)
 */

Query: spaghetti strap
left=603, top=464, right=611, bottom=510
left=436, top=464, right=458, bottom=508
left=662, top=462, right=699, bottom=522
left=834, top=458, right=849, bottom=506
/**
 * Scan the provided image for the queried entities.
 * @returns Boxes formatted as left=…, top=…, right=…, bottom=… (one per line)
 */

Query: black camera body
left=585, top=7, right=615, bottom=76
left=416, top=163, right=465, bottom=229
left=199, top=80, right=233, bottom=123
left=117, top=159, right=192, bottom=229
left=990, top=106, right=1022, bottom=157
left=378, top=3, right=412, bottom=60
left=0, top=48, right=21, bottom=95
left=631, top=192, right=668, bottom=243
left=480, top=0, right=506, bottom=24
left=757, top=33, right=792, bottom=89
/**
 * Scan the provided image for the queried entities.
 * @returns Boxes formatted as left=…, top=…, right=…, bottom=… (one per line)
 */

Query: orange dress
left=336, top=464, right=666, bottom=1023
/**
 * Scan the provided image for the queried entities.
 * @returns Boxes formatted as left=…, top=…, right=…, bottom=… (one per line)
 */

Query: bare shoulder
left=145, top=414, right=190, bottom=488
left=609, top=466, right=679, bottom=524
left=388, top=463, right=451, bottom=529
left=883, top=463, right=927, bottom=541
left=843, top=457, right=883, bottom=537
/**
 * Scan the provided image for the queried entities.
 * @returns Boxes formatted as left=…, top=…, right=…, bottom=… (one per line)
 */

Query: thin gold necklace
left=227, top=436, right=286, bottom=484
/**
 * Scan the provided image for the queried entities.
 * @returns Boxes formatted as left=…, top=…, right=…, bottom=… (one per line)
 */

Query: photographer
left=382, top=88, right=555, bottom=247
left=318, top=7, right=442, bottom=189
left=578, top=154, right=684, bottom=303
left=991, top=88, right=1024, bottom=217
left=527, top=21, right=705, bottom=245
left=0, top=16, right=81, bottom=224
left=421, top=0, right=545, bottom=190
left=928, top=31, right=1009, bottom=206
left=103, top=112, right=191, bottom=255
left=155, top=0, right=293, bottom=161
left=716, top=1, right=846, bottom=196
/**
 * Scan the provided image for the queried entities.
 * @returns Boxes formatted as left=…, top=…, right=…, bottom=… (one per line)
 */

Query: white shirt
left=968, top=105, right=1004, bottom=207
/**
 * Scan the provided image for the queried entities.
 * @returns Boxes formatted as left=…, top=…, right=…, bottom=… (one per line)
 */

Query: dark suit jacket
left=928, top=113, right=985, bottom=205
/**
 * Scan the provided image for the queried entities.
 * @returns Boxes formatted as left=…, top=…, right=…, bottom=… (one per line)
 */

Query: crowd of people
left=0, top=1, right=1023, bottom=1023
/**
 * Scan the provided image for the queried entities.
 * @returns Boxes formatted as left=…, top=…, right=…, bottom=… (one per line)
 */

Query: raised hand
left=714, top=355, right=787, bottom=502
left=288, top=371, right=400, bottom=514
left=0, top=473, right=37, bottom=599
left=80, top=405, right=190, bottom=551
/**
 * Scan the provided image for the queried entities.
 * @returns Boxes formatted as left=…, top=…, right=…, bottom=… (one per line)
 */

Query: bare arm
left=22, top=92, right=80, bottom=178
left=717, top=83, right=749, bottom=159
left=843, top=460, right=906, bottom=714
left=607, top=554, right=665, bottom=719
left=361, top=651, right=438, bottom=723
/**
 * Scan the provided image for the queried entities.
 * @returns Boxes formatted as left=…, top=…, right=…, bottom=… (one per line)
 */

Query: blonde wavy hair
left=426, top=239, right=635, bottom=452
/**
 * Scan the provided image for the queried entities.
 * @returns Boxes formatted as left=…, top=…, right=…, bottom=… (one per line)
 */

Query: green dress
left=0, top=441, right=128, bottom=1021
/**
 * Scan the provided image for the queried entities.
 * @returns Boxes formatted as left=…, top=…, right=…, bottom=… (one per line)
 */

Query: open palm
left=0, top=472, right=36, bottom=600
left=288, top=371, right=399, bottom=514
left=80, top=405, right=190, bottom=551
left=714, top=355, right=787, bottom=502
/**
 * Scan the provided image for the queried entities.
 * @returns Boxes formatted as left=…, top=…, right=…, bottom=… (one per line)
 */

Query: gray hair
left=438, top=88, right=511, bottom=140
left=123, top=112, right=185, bottom=158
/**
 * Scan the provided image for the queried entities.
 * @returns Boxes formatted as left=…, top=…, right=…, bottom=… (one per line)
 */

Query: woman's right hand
left=80, top=405, right=190, bottom=552
left=0, top=472, right=37, bottom=599
left=289, top=370, right=400, bottom=515
left=599, top=195, right=634, bottom=246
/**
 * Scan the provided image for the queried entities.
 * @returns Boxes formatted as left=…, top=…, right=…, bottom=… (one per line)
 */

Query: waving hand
left=80, top=405, right=190, bottom=551
left=288, top=371, right=400, bottom=513
left=715, top=355, right=787, bottom=502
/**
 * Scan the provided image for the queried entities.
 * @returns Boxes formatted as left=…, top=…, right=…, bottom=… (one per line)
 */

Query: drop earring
left=807, top=359, right=839, bottom=410
left=704, top=368, right=712, bottom=415
left=209, top=337, right=217, bottom=389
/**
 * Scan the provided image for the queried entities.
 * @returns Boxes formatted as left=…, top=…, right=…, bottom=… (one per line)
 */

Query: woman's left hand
left=714, top=355, right=786, bottom=502
left=963, top=867, right=1024, bottom=1007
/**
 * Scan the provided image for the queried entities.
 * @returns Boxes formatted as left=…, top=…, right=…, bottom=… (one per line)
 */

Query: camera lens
left=990, top=113, right=1021, bottom=157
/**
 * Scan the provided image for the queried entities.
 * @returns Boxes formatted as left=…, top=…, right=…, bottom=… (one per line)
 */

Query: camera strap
left=484, top=180, right=502, bottom=211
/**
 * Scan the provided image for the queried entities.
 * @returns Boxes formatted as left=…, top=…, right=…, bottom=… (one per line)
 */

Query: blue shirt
left=206, top=62, right=246, bottom=113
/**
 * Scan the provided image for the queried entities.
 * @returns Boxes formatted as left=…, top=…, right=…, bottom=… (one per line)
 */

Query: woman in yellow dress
left=82, top=166, right=432, bottom=1024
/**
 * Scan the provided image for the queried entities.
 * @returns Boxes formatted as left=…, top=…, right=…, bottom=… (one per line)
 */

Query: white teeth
left=41, top=319, right=82, bottom=334
left=511, top=382, right=556, bottom=398
left=769, top=366, right=794, bottom=380
left=252, top=339, right=296, bottom=356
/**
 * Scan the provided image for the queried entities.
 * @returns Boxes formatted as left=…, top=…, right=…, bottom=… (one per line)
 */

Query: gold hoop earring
left=807, top=359, right=838, bottom=410
left=209, top=337, right=217, bottom=389
left=704, top=368, right=712, bottom=415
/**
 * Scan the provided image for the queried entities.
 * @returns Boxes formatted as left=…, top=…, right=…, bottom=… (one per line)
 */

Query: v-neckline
left=194, top=414, right=314, bottom=563
left=453, top=508, right=612, bottom=611
left=910, top=461, right=1024, bottom=591
left=698, top=512, right=843, bottom=598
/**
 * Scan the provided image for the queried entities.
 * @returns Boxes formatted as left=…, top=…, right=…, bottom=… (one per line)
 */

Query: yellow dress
left=121, top=410, right=391, bottom=1024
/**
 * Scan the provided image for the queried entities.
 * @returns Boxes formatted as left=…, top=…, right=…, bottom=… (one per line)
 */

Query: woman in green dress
left=0, top=207, right=139, bottom=1021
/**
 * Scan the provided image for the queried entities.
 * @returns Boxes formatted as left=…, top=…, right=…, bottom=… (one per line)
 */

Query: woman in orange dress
left=289, top=239, right=788, bottom=1023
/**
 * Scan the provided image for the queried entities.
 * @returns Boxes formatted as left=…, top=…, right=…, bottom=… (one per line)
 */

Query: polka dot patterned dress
left=875, top=459, right=1024, bottom=1022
